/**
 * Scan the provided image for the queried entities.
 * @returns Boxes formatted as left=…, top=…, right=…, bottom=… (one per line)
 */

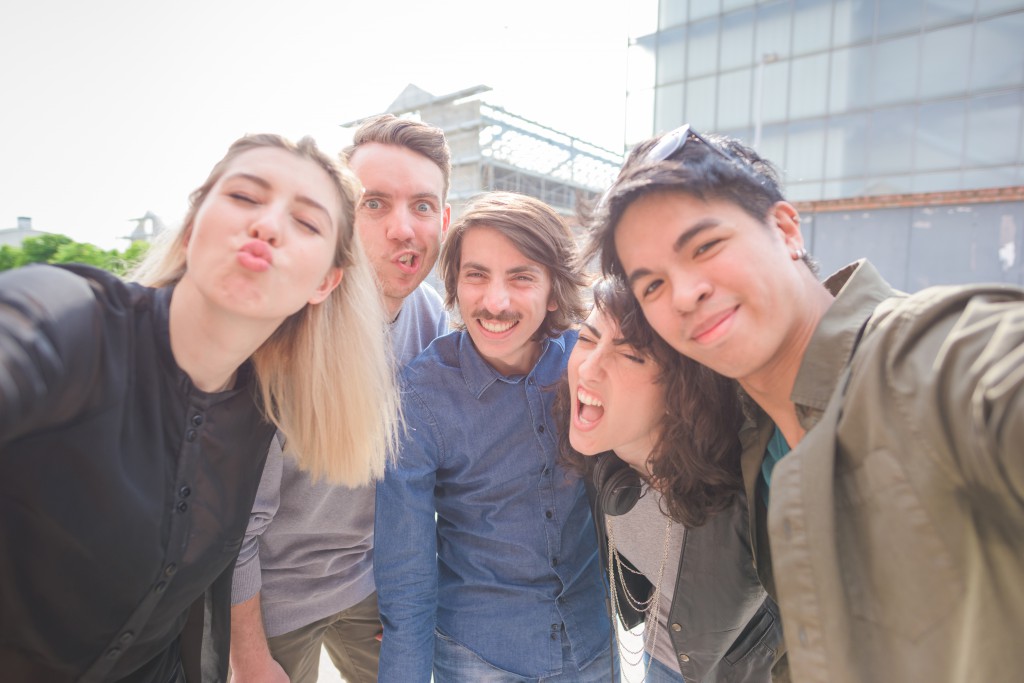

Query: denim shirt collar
left=456, top=331, right=566, bottom=399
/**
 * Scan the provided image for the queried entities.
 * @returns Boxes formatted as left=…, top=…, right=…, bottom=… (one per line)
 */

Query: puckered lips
left=573, top=385, right=605, bottom=430
left=690, top=305, right=739, bottom=345
left=237, top=240, right=273, bottom=272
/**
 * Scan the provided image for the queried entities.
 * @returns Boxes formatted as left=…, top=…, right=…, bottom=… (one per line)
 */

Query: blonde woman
left=0, top=134, right=399, bottom=682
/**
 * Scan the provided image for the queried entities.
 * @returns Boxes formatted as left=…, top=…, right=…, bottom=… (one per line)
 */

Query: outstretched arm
left=0, top=266, right=102, bottom=444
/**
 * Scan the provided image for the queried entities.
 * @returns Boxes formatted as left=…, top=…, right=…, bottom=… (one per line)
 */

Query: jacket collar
left=790, top=260, right=897, bottom=424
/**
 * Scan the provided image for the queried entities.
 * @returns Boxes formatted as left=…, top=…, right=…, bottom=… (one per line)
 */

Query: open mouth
left=479, top=318, right=518, bottom=334
left=576, top=387, right=605, bottom=425
left=395, top=252, right=419, bottom=273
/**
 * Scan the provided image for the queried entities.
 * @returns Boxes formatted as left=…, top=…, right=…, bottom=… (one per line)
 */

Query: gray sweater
left=231, top=283, right=448, bottom=637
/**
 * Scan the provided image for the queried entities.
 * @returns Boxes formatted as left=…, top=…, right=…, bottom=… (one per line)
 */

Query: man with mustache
left=229, top=115, right=451, bottom=683
left=374, top=192, right=614, bottom=682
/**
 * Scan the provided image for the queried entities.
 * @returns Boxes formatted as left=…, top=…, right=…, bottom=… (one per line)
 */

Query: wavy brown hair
left=557, top=278, right=744, bottom=527
left=439, top=192, right=587, bottom=340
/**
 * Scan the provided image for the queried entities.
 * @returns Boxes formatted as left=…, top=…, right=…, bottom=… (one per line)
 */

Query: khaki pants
left=266, top=591, right=382, bottom=683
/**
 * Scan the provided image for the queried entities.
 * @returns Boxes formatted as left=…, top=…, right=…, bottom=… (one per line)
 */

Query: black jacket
left=0, top=265, right=275, bottom=682
left=586, top=453, right=785, bottom=682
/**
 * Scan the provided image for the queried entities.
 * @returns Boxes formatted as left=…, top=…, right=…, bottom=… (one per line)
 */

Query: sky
left=0, top=0, right=635, bottom=248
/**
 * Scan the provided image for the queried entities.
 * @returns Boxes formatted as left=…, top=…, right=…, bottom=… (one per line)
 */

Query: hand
left=229, top=656, right=290, bottom=683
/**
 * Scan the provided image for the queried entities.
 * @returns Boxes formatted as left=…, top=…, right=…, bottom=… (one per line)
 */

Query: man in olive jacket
left=590, top=124, right=1024, bottom=683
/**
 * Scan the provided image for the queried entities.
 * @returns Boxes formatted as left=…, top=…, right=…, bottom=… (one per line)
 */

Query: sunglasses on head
left=642, top=124, right=735, bottom=165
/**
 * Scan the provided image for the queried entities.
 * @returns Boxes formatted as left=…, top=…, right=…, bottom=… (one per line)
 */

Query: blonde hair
left=133, top=133, right=400, bottom=486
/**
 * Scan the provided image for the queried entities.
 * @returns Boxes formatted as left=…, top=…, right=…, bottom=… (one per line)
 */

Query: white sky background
left=0, top=0, right=632, bottom=249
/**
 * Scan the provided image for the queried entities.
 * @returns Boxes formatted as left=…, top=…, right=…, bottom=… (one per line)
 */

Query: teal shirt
left=758, top=425, right=791, bottom=505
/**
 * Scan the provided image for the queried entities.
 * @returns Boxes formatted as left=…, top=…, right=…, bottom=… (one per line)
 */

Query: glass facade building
left=626, top=0, right=1024, bottom=288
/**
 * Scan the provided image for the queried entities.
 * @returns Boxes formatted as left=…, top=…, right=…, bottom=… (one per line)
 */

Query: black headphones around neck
left=592, top=453, right=644, bottom=517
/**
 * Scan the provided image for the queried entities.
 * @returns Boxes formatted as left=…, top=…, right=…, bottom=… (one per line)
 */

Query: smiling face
left=182, top=146, right=343, bottom=323
left=347, top=142, right=449, bottom=318
left=568, top=305, right=665, bottom=470
left=456, top=226, right=558, bottom=376
left=613, top=191, right=813, bottom=390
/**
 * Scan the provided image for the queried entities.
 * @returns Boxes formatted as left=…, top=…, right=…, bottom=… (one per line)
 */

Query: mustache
left=470, top=310, right=521, bottom=322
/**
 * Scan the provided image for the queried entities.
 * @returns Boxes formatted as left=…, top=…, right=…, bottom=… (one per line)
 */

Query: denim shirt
left=374, top=329, right=610, bottom=682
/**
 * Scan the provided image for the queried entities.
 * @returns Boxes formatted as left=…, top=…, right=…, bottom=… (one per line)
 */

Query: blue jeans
left=433, top=628, right=617, bottom=682
left=641, top=651, right=685, bottom=682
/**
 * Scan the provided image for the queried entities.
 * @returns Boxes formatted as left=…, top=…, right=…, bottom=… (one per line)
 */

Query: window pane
left=832, top=0, right=876, bottom=47
left=758, top=123, right=788, bottom=168
left=924, top=0, right=974, bottom=27
left=911, top=170, right=962, bottom=193
left=787, top=180, right=824, bottom=201
left=721, top=9, right=755, bottom=71
left=864, top=174, right=912, bottom=195
left=830, top=44, right=873, bottom=114
left=685, top=76, right=718, bottom=128
left=916, top=99, right=966, bottom=171
left=659, top=0, right=689, bottom=30
left=867, top=106, right=916, bottom=176
left=877, top=0, right=922, bottom=39
left=873, top=35, right=919, bottom=106
left=718, top=68, right=753, bottom=128
left=722, top=0, right=756, bottom=11
left=921, top=25, right=971, bottom=98
left=657, top=26, right=687, bottom=85
left=972, top=13, right=1024, bottom=91
left=790, top=53, right=830, bottom=118
left=656, top=83, right=686, bottom=133
left=966, top=91, right=1024, bottom=167
left=787, top=119, right=827, bottom=180
left=825, top=112, right=869, bottom=179
left=793, top=0, right=833, bottom=55
left=687, top=17, right=720, bottom=77
left=760, top=60, right=790, bottom=124
left=962, top=166, right=1020, bottom=189
left=755, top=0, right=792, bottom=59
left=977, top=0, right=1024, bottom=16
left=689, top=0, right=720, bottom=22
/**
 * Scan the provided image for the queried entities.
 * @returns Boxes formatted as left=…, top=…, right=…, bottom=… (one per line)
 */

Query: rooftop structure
left=346, top=84, right=623, bottom=220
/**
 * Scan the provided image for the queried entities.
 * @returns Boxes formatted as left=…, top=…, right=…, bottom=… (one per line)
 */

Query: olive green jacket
left=743, top=260, right=1024, bottom=683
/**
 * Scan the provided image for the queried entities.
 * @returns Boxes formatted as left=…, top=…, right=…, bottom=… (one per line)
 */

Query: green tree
left=52, top=242, right=117, bottom=270
left=0, top=234, right=152, bottom=275
left=109, top=240, right=150, bottom=276
left=0, top=245, right=23, bottom=270
left=20, top=234, right=74, bottom=264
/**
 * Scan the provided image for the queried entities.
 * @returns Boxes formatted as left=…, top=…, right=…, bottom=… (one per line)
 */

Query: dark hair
left=342, top=114, right=452, bottom=201
left=584, top=131, right=818, bottom=280
left=556, top=278, right=744, bottom=527
left=439, top=192, right=587, bottom=340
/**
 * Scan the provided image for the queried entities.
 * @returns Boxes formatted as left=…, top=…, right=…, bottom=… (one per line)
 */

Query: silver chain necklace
left=606, top=511, right=674, bottom=683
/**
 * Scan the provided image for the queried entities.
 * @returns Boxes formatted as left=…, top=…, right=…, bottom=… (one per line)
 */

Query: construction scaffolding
left=349, top=84, right=623, bottom=220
